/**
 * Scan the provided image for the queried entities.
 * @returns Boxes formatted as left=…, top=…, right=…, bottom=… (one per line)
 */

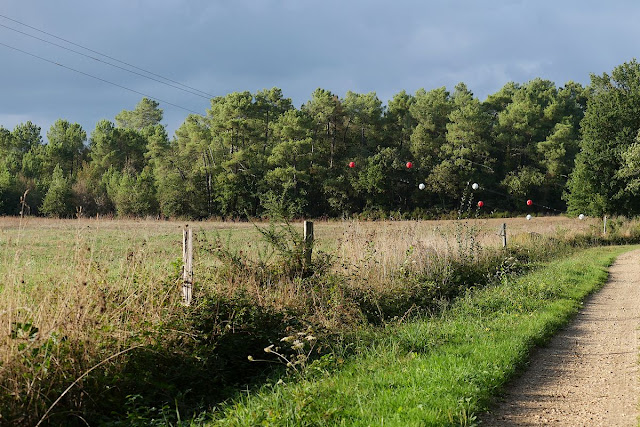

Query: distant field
left=0, top=215, right=600, bottom=287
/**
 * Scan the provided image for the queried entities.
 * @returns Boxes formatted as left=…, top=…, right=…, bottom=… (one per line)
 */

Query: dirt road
left=481, top=249, right=640, bottom=426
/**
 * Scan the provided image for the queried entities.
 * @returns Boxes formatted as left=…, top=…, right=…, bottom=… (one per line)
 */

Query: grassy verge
left=206, top=245, right=633, bottom=426
left=2, top=217, right=639, bottom=424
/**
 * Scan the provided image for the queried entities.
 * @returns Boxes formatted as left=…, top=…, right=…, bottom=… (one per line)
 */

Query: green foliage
left=115, top=98, right=164, bottom=131
left=354, top=147, right=408, bottom=210
left=106, top=167, right=158, bottom=217
left=90, top=120, right=148, bottom=174
left=617, top=138, right=640, bottom=194
left=40, top=164, right=73, bottom=217
left=565, top=59, right=640, bottom=216
left=12, top=121, right=43, bottom=154
left=0, top=162, right=14, bottom=211
left=565, top=152, right=608, bottom=215
left=502, top=165, right=545, bottom=197
left=45, top=119, right=87, bottom=178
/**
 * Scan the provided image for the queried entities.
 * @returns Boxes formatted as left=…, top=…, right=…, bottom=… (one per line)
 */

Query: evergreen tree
left=0, top=163, right=13, bottom=213
left=409, top=87, right=453, bottom=208
left=383, top=90, right=416, bottom=150
left=264, top=110, right=314, bottom=218
left=41, top=165, right=73, bottom=218
left=106, top=167, right=157, bottom=217
left=115, top=98, right=164, bottom=130
left=161, top=114, right=214, bottom=218
left=435, top=83, right=493, bottom=203
left=45, top=119, right=87, bottom=178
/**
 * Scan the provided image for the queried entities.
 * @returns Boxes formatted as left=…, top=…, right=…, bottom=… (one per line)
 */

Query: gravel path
left=481, top=249, right=640, bottom=426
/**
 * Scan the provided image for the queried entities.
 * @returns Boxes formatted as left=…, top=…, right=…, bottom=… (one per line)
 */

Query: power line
left=0, top=22, right=211, bottom=100
left=478, top=186, right=563, bottom=213
left=0, top=41, right=204, bottom=116
left=0, top=13, right=216, bottom=99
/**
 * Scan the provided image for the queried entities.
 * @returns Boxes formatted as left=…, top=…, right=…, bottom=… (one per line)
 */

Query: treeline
left=2, top=59, right=640, bottom=219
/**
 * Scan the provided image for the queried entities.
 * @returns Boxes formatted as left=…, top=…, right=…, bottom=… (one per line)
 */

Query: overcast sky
left=1, top=0, right=638, bottom=141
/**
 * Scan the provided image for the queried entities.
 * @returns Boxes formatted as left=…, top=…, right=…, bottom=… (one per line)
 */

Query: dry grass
left=0, top=214, right=602, bottom=320
left=0, top=214, right=614, bottom=423
left=0, top=217, right=193, bottom=423
left=317, top=216, right=601, bottom=282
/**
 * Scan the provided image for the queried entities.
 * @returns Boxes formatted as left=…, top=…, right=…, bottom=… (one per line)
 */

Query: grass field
left=0, top=214, right=602, bottom=287
left=0, top=215, right=634, bottom=425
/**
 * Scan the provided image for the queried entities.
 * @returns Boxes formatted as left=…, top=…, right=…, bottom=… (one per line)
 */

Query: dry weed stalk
left=34, top=344, right=143, bottom=427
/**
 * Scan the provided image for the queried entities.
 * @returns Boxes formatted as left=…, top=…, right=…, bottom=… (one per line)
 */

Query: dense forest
left=2, top=60, right=640, bottom=219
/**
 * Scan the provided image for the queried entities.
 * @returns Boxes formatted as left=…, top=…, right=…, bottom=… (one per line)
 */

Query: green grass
left=206, top=245, right=633, bottom=426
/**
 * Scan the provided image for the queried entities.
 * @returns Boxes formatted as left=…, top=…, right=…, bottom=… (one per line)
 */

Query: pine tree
left=41, top=165, right=73, bottom=217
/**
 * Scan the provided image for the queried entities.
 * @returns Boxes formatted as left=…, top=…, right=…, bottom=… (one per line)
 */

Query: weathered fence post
left=19, top=189, right=29, bottom=219
left=303, top=220, right=314, bottom=269
left=182, top=225, right=193, bottom=306
left=500, top=223, right=507, bottom=248
left=603, top=215, right=608, bottom=235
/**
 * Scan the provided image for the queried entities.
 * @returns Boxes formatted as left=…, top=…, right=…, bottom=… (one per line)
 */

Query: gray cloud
left=2, top=0, right=640, bottom=139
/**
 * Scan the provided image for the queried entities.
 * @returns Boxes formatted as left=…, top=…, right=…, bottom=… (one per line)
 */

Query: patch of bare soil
left=480, top=249, right=640, bottom=426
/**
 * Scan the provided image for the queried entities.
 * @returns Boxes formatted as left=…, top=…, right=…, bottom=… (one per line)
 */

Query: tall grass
left=0, top=215, right=637, bottom=424
left=0, top=218, right=183, bottom=425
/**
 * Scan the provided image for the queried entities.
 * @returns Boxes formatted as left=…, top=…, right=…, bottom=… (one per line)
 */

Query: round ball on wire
left=471, top=183, right=479, bottom=190
left=418, top=183, right=426, bottom=190
left=406, top=161, right=413, bottom=169
left=348, top=161, right=355, bottom=168
left=526, top=214, right=532, bottom=220
left=578, top=214, right=585, bottom=220
left=526, top=199, right=533, bottom=206
left=477, top=200, right=484, bottom=208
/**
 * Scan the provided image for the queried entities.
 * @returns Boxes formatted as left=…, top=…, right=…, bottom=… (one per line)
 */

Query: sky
left=1, top=0, right=639, bottom=141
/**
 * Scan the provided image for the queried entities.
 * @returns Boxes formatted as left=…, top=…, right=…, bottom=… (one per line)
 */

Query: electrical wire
left=0, top=22, right=211, bottom=100
left=0, top=13, right=216, bottom=99
left=476, top=185, right=564, bottom=213
left=0, top=41, right=204, bottom=116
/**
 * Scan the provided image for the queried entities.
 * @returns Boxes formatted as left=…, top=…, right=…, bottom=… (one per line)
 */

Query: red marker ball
left=477, top=201, right=484, bottom=208
left=526, top=199, right=533, bottom=206
left=406, top=161, right=413, bottom=169
left=348, top=161, right=355, bottom=168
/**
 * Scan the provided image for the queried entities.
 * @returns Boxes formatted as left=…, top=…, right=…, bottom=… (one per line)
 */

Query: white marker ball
left=526, top=214, right=532, bottom=221
left=471, top=183, right=479, bottom=190
left=418, top=183, right=426, bottom=190
left=578, top=214, right=585, bottom=220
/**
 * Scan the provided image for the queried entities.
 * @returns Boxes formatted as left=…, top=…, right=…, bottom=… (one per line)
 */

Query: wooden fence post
left=303, top=220, right=314, bottom=269
left=603, top=215, right=607, bottom=235
left=500, top=223, right=507, bottom=248
left=182, top=226, right=193, bottom=306
left=19, top=189, right=29, bottom=219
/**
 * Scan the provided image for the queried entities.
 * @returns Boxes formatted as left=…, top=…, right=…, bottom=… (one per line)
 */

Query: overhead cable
left=0, top=22, right=211, bottom=100
left=0, top=41, right=203, bottom=116
left=0, top=13, right=216, bottom=99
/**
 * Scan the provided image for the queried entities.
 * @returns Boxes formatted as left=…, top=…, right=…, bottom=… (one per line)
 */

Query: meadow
left=0, top=215, right=632, bottom=425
